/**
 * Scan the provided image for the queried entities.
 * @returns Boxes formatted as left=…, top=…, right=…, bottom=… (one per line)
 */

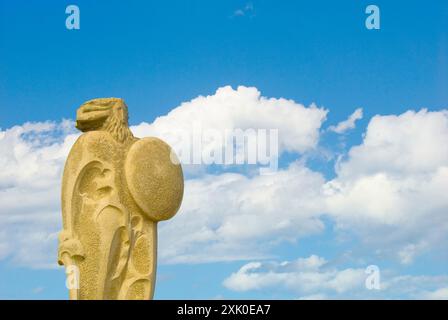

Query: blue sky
left=0, top=1, right=448, bottom=299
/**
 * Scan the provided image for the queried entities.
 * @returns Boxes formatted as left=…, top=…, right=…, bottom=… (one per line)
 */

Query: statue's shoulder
left=67, top=131, right=121, bottom=166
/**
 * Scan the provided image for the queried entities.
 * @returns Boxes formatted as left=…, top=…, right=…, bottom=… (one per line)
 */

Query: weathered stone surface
left=58, top=98, right=183, bottom=300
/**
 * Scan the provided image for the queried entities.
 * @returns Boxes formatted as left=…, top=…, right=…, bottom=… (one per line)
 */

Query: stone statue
left=58, top=98, right=184, bottom=300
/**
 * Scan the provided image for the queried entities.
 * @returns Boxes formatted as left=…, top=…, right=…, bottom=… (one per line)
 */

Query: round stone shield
left=125, top=137, right=184, bottom=221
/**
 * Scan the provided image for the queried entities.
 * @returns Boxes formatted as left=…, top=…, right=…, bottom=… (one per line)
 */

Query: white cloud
left=325, top=109, right=448, bottom=264
left=223, top=255, right=448, bottom=299
left=328, top=108, right=363, bottom=134
left=335, top=109, right=448, bottom=177
left=223, top=255, right=366, bottom=295
left=0, top=120, right=79, bottom=268
left=381, top=274, right=448, bottom=299
left=222, top=255, right=362, bottom=297
left=158, top=162, right=326, bottom=264
left=232, top=3, right=254, bottom=17
left=131, top=86, right=327, bottom=156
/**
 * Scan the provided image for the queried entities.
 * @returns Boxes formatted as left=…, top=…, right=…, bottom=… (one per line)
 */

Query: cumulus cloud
left=335, top=109, right=448, bottom=177
left=131, top=86, right=327, bottom=157
left=158, top=162, right=326, bottom=264
left=223, top=255, right=448, bottom=299
left=325, top=109, right=448, bottom=264
left=0, top=120, right=79, bottom=268
left=328, top=108, right=363, bottom=134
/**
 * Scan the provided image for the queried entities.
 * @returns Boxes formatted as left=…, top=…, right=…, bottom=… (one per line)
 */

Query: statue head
left=76, top=98, right=133, bottom=143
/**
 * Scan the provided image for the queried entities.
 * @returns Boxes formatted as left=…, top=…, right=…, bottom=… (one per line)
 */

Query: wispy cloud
left=328, top=108, right=363, bottom=134
left=232, top=3, right=254, bottom=18
left=32, top=287, right=45, bottom=294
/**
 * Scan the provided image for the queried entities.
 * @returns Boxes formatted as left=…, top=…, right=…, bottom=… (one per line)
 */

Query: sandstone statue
left=58, top=98, right=184, bottom=299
